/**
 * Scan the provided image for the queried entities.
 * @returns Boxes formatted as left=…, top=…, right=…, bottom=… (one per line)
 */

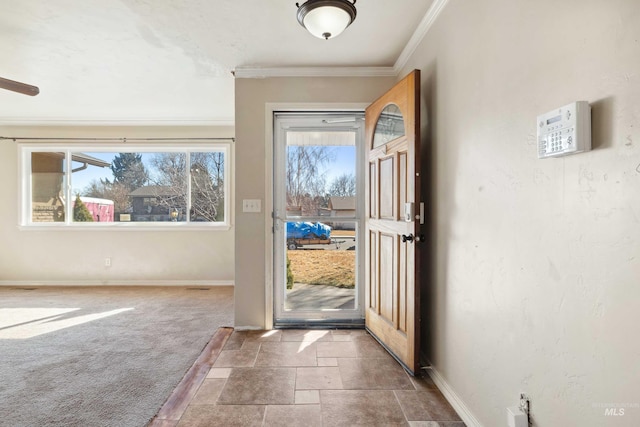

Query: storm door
left=273, top=112, right=365, bottom=326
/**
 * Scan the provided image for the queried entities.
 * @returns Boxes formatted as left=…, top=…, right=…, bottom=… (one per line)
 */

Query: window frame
left=19, top=141, right=232, bottom=230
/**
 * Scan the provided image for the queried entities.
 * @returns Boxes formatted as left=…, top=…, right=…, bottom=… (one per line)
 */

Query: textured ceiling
left=0, top=0, right=434, bottom=125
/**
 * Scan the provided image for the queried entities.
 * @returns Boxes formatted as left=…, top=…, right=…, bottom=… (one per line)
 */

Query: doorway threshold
left=274, top=318, right=364, bottom=329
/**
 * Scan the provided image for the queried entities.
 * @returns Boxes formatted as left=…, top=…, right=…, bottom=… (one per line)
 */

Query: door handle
left=401, top=233, right=425, bottom=243
left=401, top=234, right=414, bottom=243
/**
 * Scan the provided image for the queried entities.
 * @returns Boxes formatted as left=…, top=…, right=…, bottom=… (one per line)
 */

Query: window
left=21, top=142, right=231, bottom=228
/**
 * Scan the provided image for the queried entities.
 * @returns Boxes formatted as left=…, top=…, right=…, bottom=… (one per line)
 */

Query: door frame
left=263, top=103, right=370, bottom=330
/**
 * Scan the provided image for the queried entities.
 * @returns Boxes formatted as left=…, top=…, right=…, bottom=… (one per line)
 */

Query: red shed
left=78, top=197, right=114, bottom=222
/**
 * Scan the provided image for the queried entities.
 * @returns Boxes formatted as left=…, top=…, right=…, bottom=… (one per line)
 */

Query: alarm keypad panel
left=537, top=101, right=591, bottom=158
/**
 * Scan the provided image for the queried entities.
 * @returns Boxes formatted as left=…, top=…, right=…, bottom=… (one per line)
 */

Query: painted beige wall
left=0, top=125, right=235, bottom=285
left=401, top=0, right=640, bottom=425
left=234, top=76, right=395, bottom=328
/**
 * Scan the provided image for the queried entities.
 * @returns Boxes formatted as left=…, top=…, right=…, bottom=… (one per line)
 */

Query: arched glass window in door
left=372, top=103, right=405, bottom=148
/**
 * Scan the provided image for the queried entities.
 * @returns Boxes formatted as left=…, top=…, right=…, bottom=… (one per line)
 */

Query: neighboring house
left=129, top=185, right=183, bottom=221
left=318, top=207, right=331, bottom=218
left=286, top=206, right=302, bottom=216
left=31, top=152, right=111, bottom=223
left=328, top=196, right=355, bottom=230
left=287, top=197, right=334, bottom=218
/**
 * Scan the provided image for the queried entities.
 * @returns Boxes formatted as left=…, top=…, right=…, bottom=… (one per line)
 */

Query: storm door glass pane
left=283, top=130, right=357, bottom=311
left=285, top=224, right=357, bottom=311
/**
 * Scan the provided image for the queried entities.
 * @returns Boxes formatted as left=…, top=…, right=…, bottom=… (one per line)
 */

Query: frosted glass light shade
left=304, top=6, right=351, bottom=39
left=296, top=0, right=357, bottom=40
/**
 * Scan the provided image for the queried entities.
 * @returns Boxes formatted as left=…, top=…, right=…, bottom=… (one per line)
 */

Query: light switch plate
left=242, top=199, right=261, bottom=213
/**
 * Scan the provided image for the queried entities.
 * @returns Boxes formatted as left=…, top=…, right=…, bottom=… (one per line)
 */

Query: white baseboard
left=426, top=365, right=483, bottom=427
left=0, top=280, right=234, bottom=287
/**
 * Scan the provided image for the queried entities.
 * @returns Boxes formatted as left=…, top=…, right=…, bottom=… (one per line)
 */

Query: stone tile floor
left=172, top=329, right=465, bottom=427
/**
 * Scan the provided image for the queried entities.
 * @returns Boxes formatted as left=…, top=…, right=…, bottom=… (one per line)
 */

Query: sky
left=70, top=146, right=356, bottom=196
left=71, top=152, right=156, bottom=195
left=321, top=146, right=356, bottom=184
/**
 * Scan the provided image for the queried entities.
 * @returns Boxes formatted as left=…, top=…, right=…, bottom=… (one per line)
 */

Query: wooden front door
left=365, top=70, right=421, bottom=375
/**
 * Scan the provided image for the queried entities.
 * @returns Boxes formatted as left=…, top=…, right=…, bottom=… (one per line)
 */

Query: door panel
left=369, top=162, right=377, bottom=218
left=398, top=237, right=408, bottom=333
left=365, top=70, right=421, bottom=374
left=399, top=152, right=407, bottom=209
left=368, top=230, right=378, bottom=311
left=379, top=232, right=395, bottom=322
left=378, top=157, right=395, bottom=219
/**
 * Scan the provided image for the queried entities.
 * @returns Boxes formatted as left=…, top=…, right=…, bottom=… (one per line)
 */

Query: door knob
left=401, top=234, right=414, bottom=243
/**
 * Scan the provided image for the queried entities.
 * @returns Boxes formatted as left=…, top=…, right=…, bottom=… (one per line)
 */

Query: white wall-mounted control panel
left=537, top=101, right=591, bottom=158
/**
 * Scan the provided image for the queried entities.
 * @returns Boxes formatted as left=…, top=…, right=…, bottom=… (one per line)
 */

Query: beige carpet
left=0, top=286, right=233, bottom=427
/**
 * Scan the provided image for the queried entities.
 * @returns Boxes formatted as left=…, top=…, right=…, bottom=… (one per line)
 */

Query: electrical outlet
left=105, top=257, right=111, bottom=267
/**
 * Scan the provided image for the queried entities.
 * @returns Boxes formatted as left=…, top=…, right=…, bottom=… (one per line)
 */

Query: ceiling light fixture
left=296, top=0, right=357, bottom=40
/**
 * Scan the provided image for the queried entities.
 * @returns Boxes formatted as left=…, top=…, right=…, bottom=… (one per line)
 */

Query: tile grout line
left=154, top=330, right=465, bottom=426
left=392, top=389, right=411, bottom=425
left=251, top=341, right=261, bottom=367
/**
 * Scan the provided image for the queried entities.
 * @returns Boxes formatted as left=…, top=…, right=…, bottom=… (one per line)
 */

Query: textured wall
left=401, top=0, right=640, bottom=425
left=0, top=125, right=235, bottom=285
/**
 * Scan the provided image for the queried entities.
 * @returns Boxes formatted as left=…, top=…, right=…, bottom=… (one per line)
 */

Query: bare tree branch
left=286, top=146, right=333, bottom=215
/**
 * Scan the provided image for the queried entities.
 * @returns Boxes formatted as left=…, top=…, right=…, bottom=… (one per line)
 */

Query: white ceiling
left=0, top=0, right=435, bottom=125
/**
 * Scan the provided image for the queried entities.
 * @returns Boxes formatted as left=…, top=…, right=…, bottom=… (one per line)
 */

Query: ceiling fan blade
left=0, top=77, right=40, bottom=96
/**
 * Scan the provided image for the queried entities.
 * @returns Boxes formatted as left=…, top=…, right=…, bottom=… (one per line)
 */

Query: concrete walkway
left=285, top=283, right=355, bottom=310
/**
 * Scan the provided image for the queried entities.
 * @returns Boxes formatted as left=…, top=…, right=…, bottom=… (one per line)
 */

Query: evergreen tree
left=111, top=153, right=149, bottom=191
left=73, top=195, right=94, bottom=222
left=286, top=257, right=294, bottom=290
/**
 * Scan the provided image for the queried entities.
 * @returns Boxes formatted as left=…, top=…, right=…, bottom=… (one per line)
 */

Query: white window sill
left=18, top=223, right=233, bottom=232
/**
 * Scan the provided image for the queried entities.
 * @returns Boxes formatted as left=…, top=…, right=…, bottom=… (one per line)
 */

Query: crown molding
left=233, top=66, right=397, bottom=79
left=0, top=118, right=235, bottom=127
left=0, top=3, right=449, bottom=128
left=394, top=0, right=450, bottom=73
left=236, top=0, right=449, bottom=79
